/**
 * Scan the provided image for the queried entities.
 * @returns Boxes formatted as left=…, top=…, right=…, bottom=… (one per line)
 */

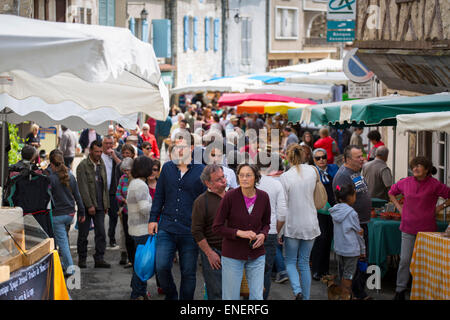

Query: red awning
left=218, top=93, right=316, bottom=107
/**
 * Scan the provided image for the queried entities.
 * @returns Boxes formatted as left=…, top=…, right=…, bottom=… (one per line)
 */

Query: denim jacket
left=149, top=161, right=206, bottom=235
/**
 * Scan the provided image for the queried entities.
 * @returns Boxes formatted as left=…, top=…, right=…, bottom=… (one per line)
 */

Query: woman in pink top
left=389, top=156, right=450, bottom=300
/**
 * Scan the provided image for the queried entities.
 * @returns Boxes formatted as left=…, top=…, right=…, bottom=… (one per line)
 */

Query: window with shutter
left=86, top=8, right=92, bottom=24
left=275, top=6, right=299, bottom=39
left=213, top=18, right=220, bottom=52
left=106, top=0, right=115, bottom=26
left=78, top=7, right=85, bottom=24
left=193, top=16, right=198, bottom=51
left=152, top=19, right=171, bottom=58
left=99, top=0, right=107, bottom=25
left=141, top=19, right=149, bottom=43
left=204, top=17, right=210, bottom=51
left=241, top=17, right=252, bottom=65
left=99, top=0, right=115, bottom=26
left=129, top=17, right=136, bottom=36
left=184, top=16, right=189, bottom=52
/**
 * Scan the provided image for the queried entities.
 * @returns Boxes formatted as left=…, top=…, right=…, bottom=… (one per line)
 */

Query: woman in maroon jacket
left=213, top=164, right=271, bottom=300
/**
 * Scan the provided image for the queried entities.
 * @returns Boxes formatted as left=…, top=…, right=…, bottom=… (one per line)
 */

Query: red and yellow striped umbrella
left=236, top=101, right=311, bottom=115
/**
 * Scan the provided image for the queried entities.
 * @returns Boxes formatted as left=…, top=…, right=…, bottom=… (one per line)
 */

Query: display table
left=367, top=218, right=448, bottom=277
left=0, top=250, right=69, bottom=300
left=410, top=232, right=450, bottom=300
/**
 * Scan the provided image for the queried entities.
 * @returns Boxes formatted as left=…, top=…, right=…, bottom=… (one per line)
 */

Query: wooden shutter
left=152, top=19, right=171, bottom=58
left=193, top=16, right=198, bottom=51
left=141, top=19, right=149, bottom=42
left=204, top=17, right=210, bottom=51
left=129, top=17, right=135, bottom=36
left=106, top=0, right=115, bottom=26
left=213, top=18, right=220, bottom=52
left=184, top=16, right=189, bottom=52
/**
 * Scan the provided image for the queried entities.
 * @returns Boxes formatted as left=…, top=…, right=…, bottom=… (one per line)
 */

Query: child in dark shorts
left=329, top=184, right=366, bottom=299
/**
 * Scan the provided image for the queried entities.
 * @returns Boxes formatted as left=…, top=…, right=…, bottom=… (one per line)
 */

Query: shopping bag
left=134, top=235, right=157, bottom=282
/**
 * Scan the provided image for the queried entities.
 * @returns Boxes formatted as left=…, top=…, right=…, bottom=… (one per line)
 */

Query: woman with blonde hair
left=277, top=144, right=321, bottom=300
left=48, top=149, right=85, bottom=276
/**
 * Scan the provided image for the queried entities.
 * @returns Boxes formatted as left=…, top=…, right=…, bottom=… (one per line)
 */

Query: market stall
left=368, top=218, right=448, bottom=278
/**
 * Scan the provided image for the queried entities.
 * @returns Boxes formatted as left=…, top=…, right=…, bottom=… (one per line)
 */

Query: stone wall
left=0, top=0, right=33, bottom=17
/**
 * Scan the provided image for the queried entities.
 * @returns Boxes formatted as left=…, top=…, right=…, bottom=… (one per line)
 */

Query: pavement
left=67, top=151, right=399, bottom=301
left=66, top=214, right=399, bottom=301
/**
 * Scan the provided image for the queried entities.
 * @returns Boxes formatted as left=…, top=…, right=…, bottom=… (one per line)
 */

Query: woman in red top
left=140, top=123, right=160, bottom=158
left=313, top=128, right=338, bottom=164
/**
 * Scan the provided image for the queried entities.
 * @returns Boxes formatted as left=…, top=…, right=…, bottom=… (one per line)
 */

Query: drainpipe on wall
left=266, top=0, right=270, bottom=71
left=221, top=0, right=228, bottom=77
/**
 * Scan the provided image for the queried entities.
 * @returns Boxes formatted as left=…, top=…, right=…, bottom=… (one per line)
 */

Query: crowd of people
left=5, top=103, right=449, bottom=301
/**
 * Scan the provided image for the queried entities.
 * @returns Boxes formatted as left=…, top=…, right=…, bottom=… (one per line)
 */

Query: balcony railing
left=304, top=37, right=333, bottom=47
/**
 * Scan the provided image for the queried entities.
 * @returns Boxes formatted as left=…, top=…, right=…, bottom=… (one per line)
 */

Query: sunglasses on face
left=144, top=147, right=151, bottom=150
left=152, top=168, right=159, bottom=172
left=314, top=155, right=327, bottom=161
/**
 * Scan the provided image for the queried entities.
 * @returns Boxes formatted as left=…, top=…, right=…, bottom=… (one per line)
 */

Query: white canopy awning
left=0, top=94, right=137, bottom=135
left=283, top=72, right=349, bottom=86
left=171, top=76, right=263, bottom=95
left=270, top=59, right=343, bottom=74
left=397, top=111, right=450, bottom=135
left=244, top=83, right=333, bottom=100
left=0, top=15, right=169, bottom=120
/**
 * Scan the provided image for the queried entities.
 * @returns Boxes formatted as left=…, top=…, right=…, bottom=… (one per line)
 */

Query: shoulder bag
left=311, top=166, right=328, bottom=210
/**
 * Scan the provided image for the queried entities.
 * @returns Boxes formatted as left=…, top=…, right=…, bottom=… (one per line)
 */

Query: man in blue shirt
left=148, top=133, right=206, bottom=300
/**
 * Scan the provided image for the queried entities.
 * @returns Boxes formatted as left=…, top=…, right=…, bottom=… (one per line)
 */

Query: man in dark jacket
left=79, top=128, right=101, bottom=154
left=330, top=128, right=352, bottom=154
left=76, top=140, right=111, bottom=268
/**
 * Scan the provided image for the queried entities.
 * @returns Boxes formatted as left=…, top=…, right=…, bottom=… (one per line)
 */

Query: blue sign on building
left=326, top=30, right=355, bottom=42
left=327, top=20, right=355, bottom=30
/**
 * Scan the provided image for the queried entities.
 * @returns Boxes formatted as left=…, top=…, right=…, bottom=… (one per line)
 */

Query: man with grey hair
left=191, top=164, right=228, bottom=300
left=362, top=146, right=393, bottom=201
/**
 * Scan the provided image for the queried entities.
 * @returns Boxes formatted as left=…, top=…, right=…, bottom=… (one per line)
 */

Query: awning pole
left=392, top=126, right=396, bottom=184
left=1, top=110, right=6, bottom=198
left=444, top=132, right=448, bottom=223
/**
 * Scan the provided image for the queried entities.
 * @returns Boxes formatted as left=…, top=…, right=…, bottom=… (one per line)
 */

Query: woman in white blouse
left=277, top=144, right=321, bottom=300
left=127, top=155, right=154, bottom=300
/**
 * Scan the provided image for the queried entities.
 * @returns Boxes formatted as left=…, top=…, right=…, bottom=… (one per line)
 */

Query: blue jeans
left=130, top=235, right=149, bottom=299
left=274, top=243, right=286, bottom=272
left=263, top=234, right=277, bottom=300
left=155, top=229, right=199, bottom=300
left=221, top=255, right=265, bottom=300
left=53, top=214, right=74, bottom=272
left=284, top=237, right=315, bottom=300
left=200, top=248, right=222, bottom=300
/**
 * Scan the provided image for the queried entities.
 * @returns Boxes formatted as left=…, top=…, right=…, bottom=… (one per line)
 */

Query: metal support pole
left=392, top=126, right=396, bottom=184
left=444, top=132, right=448, bottom=223
left=1, top=110, right=6, bottom=198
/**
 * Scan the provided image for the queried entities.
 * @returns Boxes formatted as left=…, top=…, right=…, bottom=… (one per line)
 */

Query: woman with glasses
left=147, top=159, right=161, bottom=200
left=213, top=164, right=271, bottom=300
left=310, top=148, right=339, bottom=281
left=277, top=144, right=321, bottom=300
left=141, top=124, right=160, bottom=159
left=142, top=141, right=154, bottom=159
